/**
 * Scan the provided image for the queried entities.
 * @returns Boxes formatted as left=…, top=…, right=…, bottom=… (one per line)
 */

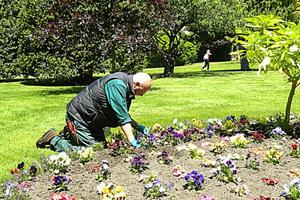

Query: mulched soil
left=27, top=136, right=300, bottom=200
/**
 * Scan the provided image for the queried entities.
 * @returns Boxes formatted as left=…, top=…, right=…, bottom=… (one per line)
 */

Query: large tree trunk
left=284, top=80, right=298, bottom=124
left=162, top=53, right=175, bottom=77
left=240, top=57, right=250, bottom=71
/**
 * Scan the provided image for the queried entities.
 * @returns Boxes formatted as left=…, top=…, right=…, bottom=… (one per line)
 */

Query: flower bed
left=2, top=114, right=300, bottom=199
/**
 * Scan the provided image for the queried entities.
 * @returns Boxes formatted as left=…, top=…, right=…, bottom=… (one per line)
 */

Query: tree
left=148, top=0, right=243, bottom=77
left=230, top=0, right=297, bottom=71
left=0, top=0, right=51, bottom=79
left=0, top=0, right=155, bottom=82
left=236, top=15, right=300, bottom=126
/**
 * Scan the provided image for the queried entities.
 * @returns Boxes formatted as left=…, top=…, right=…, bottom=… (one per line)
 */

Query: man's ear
left=135, top=82, right=142, bottom=87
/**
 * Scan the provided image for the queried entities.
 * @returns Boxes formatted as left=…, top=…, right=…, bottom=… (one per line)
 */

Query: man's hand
left=137, top=124, right=149, bottom=135
left=130, top=139, right=141, bottom=148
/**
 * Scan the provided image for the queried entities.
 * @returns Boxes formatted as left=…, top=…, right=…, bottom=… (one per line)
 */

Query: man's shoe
left=36, top=128, right=57, bottom=148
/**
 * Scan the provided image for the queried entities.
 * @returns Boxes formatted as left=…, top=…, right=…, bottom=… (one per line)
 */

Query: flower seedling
left=288, top=168, right=300, bottom=177
left=42, top=152, right=71, bottom=173
left=188, top=144, right=205, bottom=159
left=201, top=158, right=217, bottom=168
left=245, top=153, right=260, bottom=171
left=270, top=127, right=286, bottom=139
left=50, top=193, right=76, bottom=200
left=157, top=151, right=173, bottom=165
left=130, top=154, right=149, bottom=174
left=142, top=175, right=168, bottom=198
left=183, top=170, right=204, bottom=191
left=172, top=165, right=185, bottom=177
left=253, top=196, right=275, bottom=200
left=230, top=184, right=250, bottom=196
left=230, top=134, right=248, bottom=148
left=108, top=139, right=131, bottom=157
left=290, top=143, right=300, bottom=158
left=50, top=175, right=72, bottom=192
left=97, top=182, right=126, bottom=200
left=199, top=194, right=214, bottom=200
left=141, top=134, right=158, bottom=150
left=251, top=131, right=265, bottom=143
left=280, top=178, right=300, bottom=199
left=264, top=148, right=283, bottom=165
left=261, top=178, right=279, bottom=186
left=210, top=157, right=237, bottom=183
left=97, top=160, right=111, bottom=182
left=77, top=147, right=94, bottom=164
left=210, top=141, right=227, bottom=154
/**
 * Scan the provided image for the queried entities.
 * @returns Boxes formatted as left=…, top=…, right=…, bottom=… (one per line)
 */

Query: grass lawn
left=0, top=61, right=299, bottom=181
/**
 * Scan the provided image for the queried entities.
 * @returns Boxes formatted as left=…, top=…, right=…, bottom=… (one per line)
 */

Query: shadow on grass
left=151, top=69, right=256, bottom=79
left=38, top=86, right=85, bottom=96
left=148, top=86, right=161, bottom=91
left=21, top=78, right=97, bottom=86
left=0, top=78, right=34, bottom=83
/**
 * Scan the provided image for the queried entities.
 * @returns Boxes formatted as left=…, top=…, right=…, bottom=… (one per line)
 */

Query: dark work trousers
left=202, top=59, right=210, bottom=70
left=50, top=113, right=105, bottom=152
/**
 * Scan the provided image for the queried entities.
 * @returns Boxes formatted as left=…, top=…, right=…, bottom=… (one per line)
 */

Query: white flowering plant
left=235, top=14, right=300, bottom=126
left=280, top=178, right=300, bottom=199
left=230, top=134, right=248, bottom=148
left=77, top=147, right=94, bottom=164
left=188, top=143, right=206, bottom=159
left=43, top=152, right=71, bottom=173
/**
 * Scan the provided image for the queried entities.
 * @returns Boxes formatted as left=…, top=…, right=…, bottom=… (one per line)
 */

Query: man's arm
left=105, top=79, right=132, bottom=125
left=105, top=80, right=140, bottom=147
left=121, top=123, right=135, bottom=142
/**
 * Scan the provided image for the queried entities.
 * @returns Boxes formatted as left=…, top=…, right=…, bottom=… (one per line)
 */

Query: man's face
left=134, top=83, right=151, bottom=96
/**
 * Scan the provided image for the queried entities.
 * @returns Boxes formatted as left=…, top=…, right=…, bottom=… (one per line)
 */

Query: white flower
left=173, top=118, right=178, bottom=124
left=145, top=183, right=153, bottom=189
left=291, top=178, right=300, bottom=186
left=290, top=45, right=298, bottom=53
left=282, top=184, right=290, bottom=193
left=227, top=153, right=241, bottom=160
left=261, top=57, right=271, bottom=69
left=138, top=174, right=148, bottom=182
left=48, top=155, right=58, bottom=163
left=176, top=144, right=188, bottom=151
left=188, top=143, right=197, bottom=150
left=97, top=182, right=106, bottom=194
left=178, top=122, right=184, bottom=127
left=159, top=186, right=166, bottom=193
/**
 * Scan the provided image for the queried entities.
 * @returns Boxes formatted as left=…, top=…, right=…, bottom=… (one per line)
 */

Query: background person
left=202, top=49, right=212, bottom=70
left=36, top=72, right=152, bottom=152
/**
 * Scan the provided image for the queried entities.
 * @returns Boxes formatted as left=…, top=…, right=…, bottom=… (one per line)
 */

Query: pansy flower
left=172, top=165, right=185, bottom=177
left=261, top=178, right=279, bottom=186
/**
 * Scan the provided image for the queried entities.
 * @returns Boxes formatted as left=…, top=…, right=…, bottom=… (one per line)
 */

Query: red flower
left=50, top=193, right=76, bottom=200
left=261, top=178, right=279, bottom=186
left=254, top=196, right=274, bottom=200
left=290, top=143, right=299, bottom=151
left=252, top=131, right=265, bottom=142
left=240, top=118, right=249, bottom=125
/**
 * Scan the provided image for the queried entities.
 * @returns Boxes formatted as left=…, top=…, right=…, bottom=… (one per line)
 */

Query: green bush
left=175, top=41, right=198, bottom=66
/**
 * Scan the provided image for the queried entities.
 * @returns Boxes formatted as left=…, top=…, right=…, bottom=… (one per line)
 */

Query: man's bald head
left=132, top=72, right=152, bottom=96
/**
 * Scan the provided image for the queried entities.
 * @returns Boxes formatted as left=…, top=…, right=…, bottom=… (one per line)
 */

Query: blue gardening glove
left=137, top=124, right=149, bottom=135
left=130, top=139, right=141, bottom=148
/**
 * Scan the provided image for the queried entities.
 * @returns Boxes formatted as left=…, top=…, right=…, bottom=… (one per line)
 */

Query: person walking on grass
left=202, top=49, right=212, bottom=71
left=36, top=72, right=152, bottom=152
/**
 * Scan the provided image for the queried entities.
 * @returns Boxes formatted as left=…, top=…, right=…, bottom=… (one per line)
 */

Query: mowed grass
left=1, top=61, right=300, bottom=181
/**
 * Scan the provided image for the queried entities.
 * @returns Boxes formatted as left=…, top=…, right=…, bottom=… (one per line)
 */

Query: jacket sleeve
left=104, top=79, right=132, bottom=125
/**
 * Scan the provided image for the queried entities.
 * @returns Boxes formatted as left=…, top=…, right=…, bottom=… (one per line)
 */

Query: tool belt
left=66, top=120, right=79, bottom=145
